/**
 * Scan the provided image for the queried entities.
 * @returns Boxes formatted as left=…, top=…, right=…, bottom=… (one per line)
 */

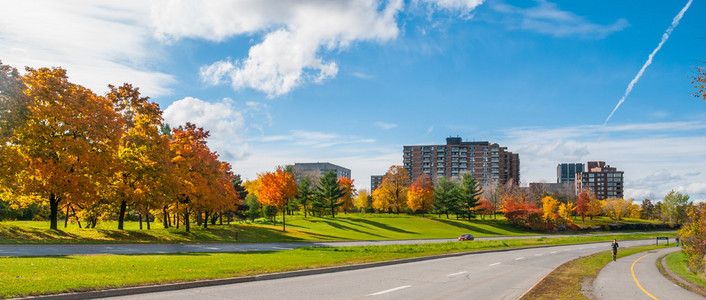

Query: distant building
left=575, top=161, right=624, bottom=200
left=371, top=175, right=383, bottom=192
left=557, top=163, right=584, bottom=183
left=291, top=162, right=351, bottom=183
left=529, top=182, right=575, bottom=196
left=403, top=137, right=520, bottom=185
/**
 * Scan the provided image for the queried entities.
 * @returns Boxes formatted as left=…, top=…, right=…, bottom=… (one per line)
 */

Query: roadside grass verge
left=664, top=251, right=706, bottom=290
left=0, top=214, right=536, bottom=244
left=0, top=233, right=673, bottom=298
left=519, top=244, right=672, bottom=300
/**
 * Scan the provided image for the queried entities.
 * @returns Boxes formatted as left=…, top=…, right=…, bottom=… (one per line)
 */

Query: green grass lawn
left=664, top=250, right=706, bottom=289
left=0, top=233, right=673, bottom=298
left=571, top=216, right=663, bottom=227
left=0, top=213, right=535, bottom=244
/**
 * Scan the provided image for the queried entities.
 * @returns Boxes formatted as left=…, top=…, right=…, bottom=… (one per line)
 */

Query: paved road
left=104, top=240, right=655, bottom=300
left=0, top=232, right=673, bottom=257
left=593, top=246, right=702, bottom=300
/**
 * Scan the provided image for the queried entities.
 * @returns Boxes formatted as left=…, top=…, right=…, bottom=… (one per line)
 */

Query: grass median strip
left=663, top=251, right=706, bottom=290
left=0, top=233, right=672, bottom=298
left=519, top=244, right=672, bottom=300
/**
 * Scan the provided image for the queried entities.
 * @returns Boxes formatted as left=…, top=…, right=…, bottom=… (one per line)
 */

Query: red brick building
left=403, top=137, right=520, bottom=185
left=575, top=161, right=624, bottom=200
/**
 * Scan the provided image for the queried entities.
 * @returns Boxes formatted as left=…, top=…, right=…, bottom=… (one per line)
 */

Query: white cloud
left=0, top=1, right=174, bottom=96
left=352, top=72, right=375, bottom=79
left=153, top=0, right=403, bottom=97
left=163, top=97, right=249, bottom=161
left=418, top=0, right=485, bottom=17
left=374, top=121, right=398, bottom=130
left=491, top=0, right=628, bottom=38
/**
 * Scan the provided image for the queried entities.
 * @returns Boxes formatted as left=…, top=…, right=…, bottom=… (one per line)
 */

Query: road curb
left=14, top=239, right=653, bottom=300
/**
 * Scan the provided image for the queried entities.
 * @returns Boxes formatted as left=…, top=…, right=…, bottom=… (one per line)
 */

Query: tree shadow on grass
left=318, top=220, right=385, bottom=238
left=343, top=217, right=417, bottom=234
left=297, top=231, right=348, bottom=240
left=433, top=219, right=506, bottom=236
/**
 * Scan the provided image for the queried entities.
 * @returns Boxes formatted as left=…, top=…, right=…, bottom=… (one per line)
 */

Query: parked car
left=458, top=234, right=474, bottom=241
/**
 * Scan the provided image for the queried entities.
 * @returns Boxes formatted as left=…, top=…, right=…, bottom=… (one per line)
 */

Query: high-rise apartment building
left=575, top=161, right=624, bottom=200
left=371, top=175, right=383, bottom=192
left=557, top=163, right=585, bottom=183
left=403, top=137, right=520, bottom=185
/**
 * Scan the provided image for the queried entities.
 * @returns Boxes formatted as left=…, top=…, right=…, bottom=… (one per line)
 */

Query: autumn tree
left=477, top=198, right=495, bottom=220
left=541, top=196, right=559, bottom=223
left=372, top=166, right=410, bottom=214
left=602, top=198, right=633, bottom=221
left=6, top=66, right=122, bottom=230
left=456, top=174, right=482, bottom=220
left=587, top=193, right=603, bottom=220
left=407, top=174, right=434, bottom=216
left=677, top=203, right=706, bottom=274
left=258, top=166, right=298, bottom=230
left=432, top=176, right=459, bottom=219
left=558, top=202, right=575, bottom=222
left=336, top=177, right=356, bottom=214
left=354, top=189, right=371, bottom=213
left=314, top=171, right=345, bottom=217
left=661, top=190, right=691, bottom=225
left=575, top=191, right=590, bottom=222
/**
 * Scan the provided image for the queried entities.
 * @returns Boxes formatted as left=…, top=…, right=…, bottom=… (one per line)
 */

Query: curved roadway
left=102, top=240, right=657, bottom=300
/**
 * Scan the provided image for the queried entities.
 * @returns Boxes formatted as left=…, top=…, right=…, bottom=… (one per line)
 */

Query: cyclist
left=611, top=239, right=619, bottom=261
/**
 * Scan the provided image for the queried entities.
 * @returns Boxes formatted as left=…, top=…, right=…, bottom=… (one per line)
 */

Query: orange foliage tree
left=6, top=66, right=121, bottom=230
left=575, top=191, right=590, bottom=222
left=407, top=174, right=434, bottom=216
left=258, top=166, right=298, bottom=231
left=477, top=198, right=496, bottom=220
left=336, top=177, right=356, bottom=214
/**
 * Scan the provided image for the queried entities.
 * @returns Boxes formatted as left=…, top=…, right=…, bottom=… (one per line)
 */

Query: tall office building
left=557, top=163, right=585, bottom=183
left=403, top=137, right=520, bottom=185
left=575, top=161, right=624, bottom=200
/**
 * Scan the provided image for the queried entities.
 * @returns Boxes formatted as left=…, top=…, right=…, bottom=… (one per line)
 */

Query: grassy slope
left=0, top=233, right=672, bottom=298
left=0, top=214, right=534, bottom=244
left=664, top=251, right=706, bottom=289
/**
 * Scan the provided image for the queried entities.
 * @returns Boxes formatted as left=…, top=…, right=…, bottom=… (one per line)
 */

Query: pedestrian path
left=593, top=246, right=702, bottom=300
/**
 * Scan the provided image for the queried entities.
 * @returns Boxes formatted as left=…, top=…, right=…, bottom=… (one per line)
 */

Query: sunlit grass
left=664, top=250, right=706, bottom=289
left=0, top=233, right=672, bottom=298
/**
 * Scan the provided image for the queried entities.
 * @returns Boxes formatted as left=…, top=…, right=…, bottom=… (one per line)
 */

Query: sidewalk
left=592, top=246, right=702, bottom=300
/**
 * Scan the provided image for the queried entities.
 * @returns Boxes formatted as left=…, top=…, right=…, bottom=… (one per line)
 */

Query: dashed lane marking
left=447, top=271, right=467, bottom=276
left=489, top=262, right=500, bottom=266
left=369, top=285, right=411, bottom=296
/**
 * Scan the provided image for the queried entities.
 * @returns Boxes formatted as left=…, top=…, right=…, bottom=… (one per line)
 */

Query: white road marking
left=550, top=251, right=557, bottom=254
left=489, top=262, right=501, bottom=266
left=447, top=271, right=468, bottom=276
left=515, top=257, right=524, bottom=260
left=369, top=285, right=411, bottom=296
left=534, top=254, right=542, bottom=256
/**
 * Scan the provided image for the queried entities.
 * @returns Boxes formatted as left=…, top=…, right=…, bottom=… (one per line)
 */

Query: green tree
left=456, top=174, right=482, bottom=221
left=661, top=190, right=691, bottom=225
left=432, top=176, right=459, bottom=219
left=640, top=199, right=655, bottom=220
left=316, top=171, right=346, bottom=218
left=245, top=194, right=260, bottom=222
left=295, top=176, right=315, bottom=218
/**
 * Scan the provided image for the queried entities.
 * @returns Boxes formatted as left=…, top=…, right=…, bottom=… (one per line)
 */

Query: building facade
left=575, top=161, right=624, bottom=200
left=403, top=137, right=520, bottom=185
left=291, top=162, right=351, bottom=182
left=370, top=175, right=383, bottom=192
left=557, top=163, right=585, bottom=183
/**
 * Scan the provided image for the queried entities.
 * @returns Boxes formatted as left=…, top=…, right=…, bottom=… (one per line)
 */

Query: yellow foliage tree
left=372, top=166, right=410, bottom=214
left=354, top=189, right=370, bottom=213
left=407, top=174, right=434, bottom=215
left=588, top=194, right=604, bottom=220
left=558, top=202, right=575, bottom=221
left=541, top=196, right=559, bottom=222
left=602, top=198, right=632, bottom=221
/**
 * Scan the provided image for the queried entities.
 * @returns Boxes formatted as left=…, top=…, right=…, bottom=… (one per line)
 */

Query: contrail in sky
left=604, top=0, right=692, bottom=125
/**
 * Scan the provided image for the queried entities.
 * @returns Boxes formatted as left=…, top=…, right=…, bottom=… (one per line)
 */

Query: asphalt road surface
left=0, top=232, right=671, bottom=257
left=593, top=246, right=702, bottom=299
left=103, top=240, right=656, bottom=300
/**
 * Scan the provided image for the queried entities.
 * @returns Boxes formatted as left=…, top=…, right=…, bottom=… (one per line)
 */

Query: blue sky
left=2, top=0, right=705, bottom=201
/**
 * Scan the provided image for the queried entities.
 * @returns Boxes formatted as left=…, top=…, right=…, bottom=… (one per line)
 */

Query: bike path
left=593, top=246, right=702, bottom=300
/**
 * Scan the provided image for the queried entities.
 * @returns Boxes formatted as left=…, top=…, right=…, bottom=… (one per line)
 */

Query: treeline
left=0, top=62, right=241, bottom=231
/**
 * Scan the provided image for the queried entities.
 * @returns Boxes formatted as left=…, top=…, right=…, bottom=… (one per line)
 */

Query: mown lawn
left=0, top=213, right=535, bottom=244
left=664, top=250, right=706, bottom=289
left=0, top=233, right=672, bottom=298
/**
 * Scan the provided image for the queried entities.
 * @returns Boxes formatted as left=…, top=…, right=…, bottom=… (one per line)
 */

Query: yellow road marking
left=630, top=250, right=667, bottom=300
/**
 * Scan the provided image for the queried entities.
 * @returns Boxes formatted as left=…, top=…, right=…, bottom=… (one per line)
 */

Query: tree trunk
left=70, top=206, right=82, bottom=228
left=49, top=193, right=59, bottom=230
left=196, top=211, right=202, bottom=226
left=139, top=214, right=143, bottom=230
left=282, top=209, right=286, bottom=232
left=64, top=204, right=70, bottom=228
left=184, top=211, right=190, bottom=232
left=203, top=211, right=209, bottom=229
left=118, top=200, right=127, bottom=230
left=146, top=212, right=151, bottom=230
left=163, top=206, right=169, bottom=229
left=219, top=212, right=223, bottom=225
left=330, top=201, right=336, bottom=218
